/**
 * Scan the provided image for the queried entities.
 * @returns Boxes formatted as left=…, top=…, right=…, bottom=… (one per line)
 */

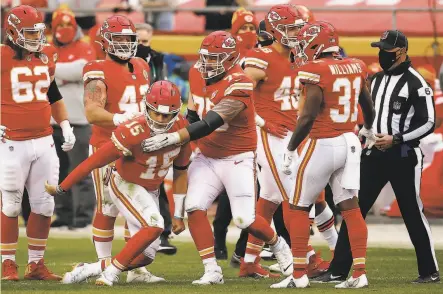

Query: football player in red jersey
left=81, top=15, right=158, bottom=283
left=271, top=21, right=375, bottom=289
left=242, top=4, right=336, bottom=277
left=141, top=31, right=293, bottom=285
left=45, top=81, right=190, bottom=286
left=0, top=5, right=76, bottom=281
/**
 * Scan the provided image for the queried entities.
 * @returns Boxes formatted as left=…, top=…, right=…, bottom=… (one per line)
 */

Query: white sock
left=105, top=264, right=122, bottom=277
left=202, top=257, right=218, bottom=271
left=1, top=255, right=15, bottom=263
left=28, top=249, right=43, bottom=264
left=270, top=236, right=284, bottom=251
left=244, top=253, right=257, bottom=263
left=90, top=260, right=106, bottom=276
left=306, top=245, right=315, bottom=260
left=94, top=241, right=113, bottom=260
left=315, top=207, right=338, bottom=250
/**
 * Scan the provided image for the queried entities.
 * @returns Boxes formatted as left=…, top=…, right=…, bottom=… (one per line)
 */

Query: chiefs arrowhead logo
left=102, top=21, right=109, bottom=30
left=222, top=37, right=236, bottom=49
left=267, top=11, right=282, bottom=23
left=244, top=15, right=253, bottom=23
left=303, top=25, right=321, bottom=43
left=8, top=14, right=20, bottom=26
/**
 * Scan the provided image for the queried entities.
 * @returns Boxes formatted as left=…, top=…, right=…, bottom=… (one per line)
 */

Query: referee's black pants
left=330, top=146, right=438, bottom=277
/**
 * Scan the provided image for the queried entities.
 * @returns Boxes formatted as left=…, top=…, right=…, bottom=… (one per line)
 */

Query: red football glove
left=263, top=121, right=288, bottom=139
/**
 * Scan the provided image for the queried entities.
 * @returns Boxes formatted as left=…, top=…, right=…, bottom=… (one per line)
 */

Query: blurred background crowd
left=1, top=0, right=442, bottom=256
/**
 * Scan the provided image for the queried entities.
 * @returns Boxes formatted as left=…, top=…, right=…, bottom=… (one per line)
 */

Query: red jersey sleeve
left=82, top=60, right=106, bottom=86
left=243, top=47, right=271, bottom=71
left=297, top=61, right=326, bottom=87
left=223, top=74, right=254, bottom=108
left=111, top=117, right=149, bottom=157
left=42, top=44, right=58, bottom=77
left=60, top=142, right=120, bottom=191
left=76, top=41, right=97, bottom=62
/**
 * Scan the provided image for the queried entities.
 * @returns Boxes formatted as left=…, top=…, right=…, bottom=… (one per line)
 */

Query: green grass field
left=2, top=237, right=442, bottom=294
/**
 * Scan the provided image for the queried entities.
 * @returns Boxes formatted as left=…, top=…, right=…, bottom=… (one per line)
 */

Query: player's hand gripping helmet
left=292, top=21, right=340, bottom=66
left=144, top=81, right=182, bottom=134
left=265, top=4, right=306, bottom=48
left=97, top=15, right=138, bottom=60
left=197, top=31, right=240, bottom=79
left=4, top=5, right=46, bottom=52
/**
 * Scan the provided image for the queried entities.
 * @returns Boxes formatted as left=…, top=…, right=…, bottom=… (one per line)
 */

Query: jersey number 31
left=330, top=77, right=361, bottom=123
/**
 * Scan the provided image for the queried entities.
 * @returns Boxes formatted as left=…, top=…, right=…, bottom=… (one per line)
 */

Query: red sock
left=188, top=210, right=215, bottom=260
left=27, top=212, right=51, bottom=264
left=245, top=198, right=278, bottom=259
left=282, top=200, right=292, bottom=232
left=1, top=212, right=19, bottom=261
left=290, top=210, right=310, bottom=279
left=124, top=222, right=130, bottom=243
left=341, top=208, right=368, bottom=278
left=92, top=212, right=116, bottom=260
left=113, top=226, right=162, bottom=270
left=247, top=215, right=277, bottom=245
left=126, top=253, right=153, bottom=270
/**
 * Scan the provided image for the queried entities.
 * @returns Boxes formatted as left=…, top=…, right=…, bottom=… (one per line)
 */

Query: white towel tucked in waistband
left=341, top=132, right=362, bottom=190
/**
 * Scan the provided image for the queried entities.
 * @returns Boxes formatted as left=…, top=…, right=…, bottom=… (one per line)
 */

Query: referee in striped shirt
left=315, top=30, right=439, bottom=284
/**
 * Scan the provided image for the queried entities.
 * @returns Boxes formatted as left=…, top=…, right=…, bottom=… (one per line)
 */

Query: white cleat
left=62, top=263, right=98, bottom=284
left=95, top=271, right=119, bottom=287
left=268, top=263, right=282, bottom=273
left=126, top=267, right=165, bottom=283
left=270, top=237, right=293, bottom=276
left=192, top=266, right=224, bottom=285
left=335, top=274, right=369, bottom=289
left=270, top=274, right=310, bottom=288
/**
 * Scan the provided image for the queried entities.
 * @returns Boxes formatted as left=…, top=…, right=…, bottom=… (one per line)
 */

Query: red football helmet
left=295, top=5, right=315, bottom=24
left=265, top=4, right=306, bottom=48
left=96, top=15, right=137, bottom=60
left=144, top=81, right=182, bottom=134
left=197, top=31, right=240, bottom=79
left=4, top=5, right=46, bottom=52
left=293, top=21, right=340, bottom=66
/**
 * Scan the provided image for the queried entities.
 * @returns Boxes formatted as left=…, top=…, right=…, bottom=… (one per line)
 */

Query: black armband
left=186, top=110, right=224, bottom=141
left=186, top=109, right=201, bottom=124
left=48, top=80, right=63, bottom=104
left=173, top=163, right=190, bottom=170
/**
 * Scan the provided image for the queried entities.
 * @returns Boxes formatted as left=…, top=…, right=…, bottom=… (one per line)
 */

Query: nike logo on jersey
left=234, top=160, right=243, bottom=165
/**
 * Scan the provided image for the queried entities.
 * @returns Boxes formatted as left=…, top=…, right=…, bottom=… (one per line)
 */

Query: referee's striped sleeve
left=402, top=68, right=436, bottom=142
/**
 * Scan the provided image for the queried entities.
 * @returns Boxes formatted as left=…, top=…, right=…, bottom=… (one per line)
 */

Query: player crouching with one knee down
left=46, top=81, right=190, bottom=286
left=271, top=21, right=375, bottom=289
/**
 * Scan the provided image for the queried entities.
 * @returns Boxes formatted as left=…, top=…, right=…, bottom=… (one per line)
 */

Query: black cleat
left=311, top=271, right=346, bottom=283
left=412, top=272, right=440, bottom=284
left=158, top=235, right=177, bottom=255
left=230, top=252, right=241, bottom=268
left=215, top=248, right=228, bottom=260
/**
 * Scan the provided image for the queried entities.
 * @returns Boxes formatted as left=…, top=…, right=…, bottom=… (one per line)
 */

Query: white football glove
left=0, top=125, right=8, bottom=140
left=60, top=121, right=76, bottom=152
left=113, top=111, right=143, bottom=126
left=358, top=126, right=377, bottom=149
left=141, top=132, right=181, bottom=153
left=282, top=149, right=295, bottom=175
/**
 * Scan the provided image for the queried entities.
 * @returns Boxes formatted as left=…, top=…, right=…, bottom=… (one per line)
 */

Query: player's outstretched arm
left=45, top=142, right=121, bottom=196
left=142, top=99, right=245, bottom=152
left=84, top=80, right=116, bottom=127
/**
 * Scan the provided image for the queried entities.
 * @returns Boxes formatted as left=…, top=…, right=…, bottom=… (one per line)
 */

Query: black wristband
left=393, top=134, right=404, bottom=145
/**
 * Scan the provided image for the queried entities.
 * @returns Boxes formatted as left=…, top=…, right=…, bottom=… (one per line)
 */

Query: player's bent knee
left=1, top=199, right=21, bottom=217
left=233, top=214, right=255, bottom=229
left=145, top=212, right=164, bottom=229
left=30, top=196, right=55, bottom=217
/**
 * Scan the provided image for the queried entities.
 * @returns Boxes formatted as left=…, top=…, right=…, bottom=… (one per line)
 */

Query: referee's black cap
left=371, top=30, right=408, bottom=50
